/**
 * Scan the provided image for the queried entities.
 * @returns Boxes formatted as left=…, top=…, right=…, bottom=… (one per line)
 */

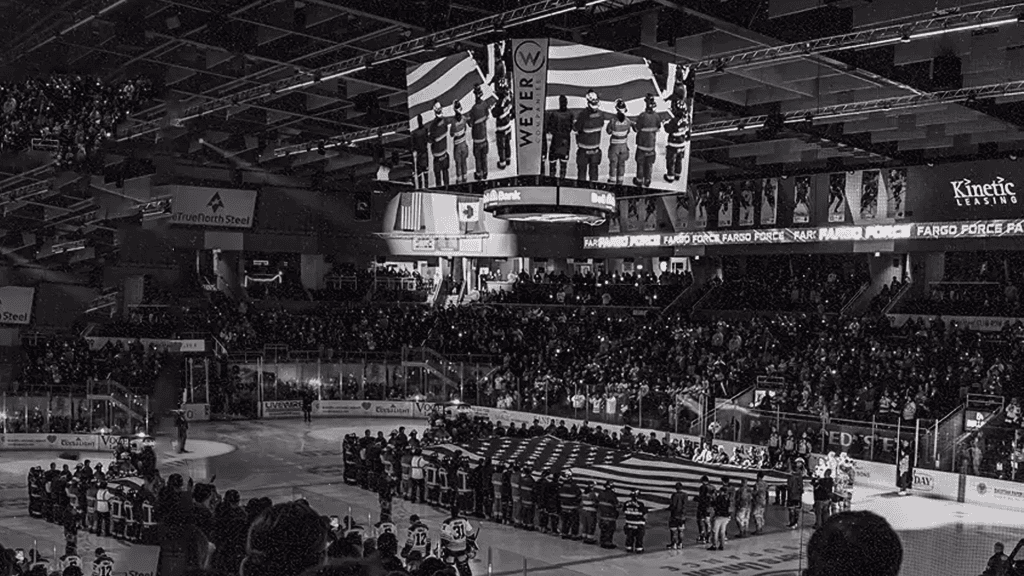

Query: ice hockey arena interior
left=5, top=0, right=1024, bottom=575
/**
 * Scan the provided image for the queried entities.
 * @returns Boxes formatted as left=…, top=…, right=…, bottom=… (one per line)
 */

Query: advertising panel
left=261, top=400, right=303, bottom=419
left=482, top=186, right=616, bottom=222
left=314, top=400, right=431, bottom=419
left=182, top=403, right=211, bottom=421
left=0, top=433, right=101, bottom=451
left=584, top=218, right=1024, bottom=249
left=406, top=41, right=517, bottom=187
left=906, top=159, right=1023, bottom=222
left=85, top=337, right=206, bottom=353
left=964, top=475, right=1024, bottom=511
left=163, top=186, right=257, bottom=228
left=511, top=38, right=549, bottom=175
left=889, top=314, right=1024, bottom=333
left=0, top=285, right=35, bottom=325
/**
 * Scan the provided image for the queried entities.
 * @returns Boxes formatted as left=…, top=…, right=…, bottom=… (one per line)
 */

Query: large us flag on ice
left=429, top=436, right=785, bottom=511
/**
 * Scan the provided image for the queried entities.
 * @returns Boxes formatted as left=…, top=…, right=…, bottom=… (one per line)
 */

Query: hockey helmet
left=615, top=98, right=626, bottom=112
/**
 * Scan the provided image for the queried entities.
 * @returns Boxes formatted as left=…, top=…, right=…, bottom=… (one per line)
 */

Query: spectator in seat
left=241, top=501, right=328, bottom=576
left=804, top=511, right=902, bottom=576
left=1006, top=398, right=1021, bottom=427
left=211, top=489, right=248, bottom=576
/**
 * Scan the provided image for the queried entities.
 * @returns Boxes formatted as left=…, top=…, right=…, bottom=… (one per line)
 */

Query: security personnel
left=664, top=95, right=690, bottom=183
left=492, top=75, right=513, bottom=170
left=579, top=482, right=599, bottom=544
left=450, top=100, right=469, bottom=184
left=520, top=466, right=536, bottom=530
left=428, top=101, right=452, bottom=188
left=573, top=89, right=605, bottom=182
left=558, top=472, right=582, bottom=540
left=509, top=465, right=522, bottom=528
left=668, top=482, right=687, bottom=549
left=491, top=465, right=505, bottom=521
left=545, top=94, right=574, bottom=178
left=622, top=490, right=648, bottom=554
left=632, top=93, right=661, bottom=188
left=469, top=84, right=491, bottom=181
left=597, top=481, right=619, bottom=549
left=605, top=99, right=632, bottom=185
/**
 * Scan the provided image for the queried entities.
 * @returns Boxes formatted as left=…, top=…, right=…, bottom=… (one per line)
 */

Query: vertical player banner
left=738, top=180, right=756, bottom=227
left=793, top=176, right=812, bottom=224
left=511, top=38, right=550, bottom=176
left=828, top=173, right=847, bottom=223
left=886, top=168, right=907, bottom=219
left=760, top=178, right=778, bottom=226
left=717, top=182, right=735, bottom=228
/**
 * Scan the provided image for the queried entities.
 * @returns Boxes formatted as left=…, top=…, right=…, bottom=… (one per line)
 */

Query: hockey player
left=545, top=95, right=574, bottom=178
left=605, top=99, right=632, bottom=185
left=509, top=465, right=522, bottom=527
left=493, top=76, right=513, bottom=170
left=411, top=114, right=430, bottom=189
left=632, top=94, right=661, bottom=188
left=579, top=482, right=599, bottom=544
left=622, top=490, right=648, bottom=554
left=696, top=475, right=713, bottom=544
left=469, top=85, right=491, bottom=181
left=441, top=507, right=478, bottom=576
left=668, top=482, right=686, bottom=549
left=574, top=89, right=605, bottom=182
left=597, top=481, right=619, bottom=549
left=558, top=472, right=582, bottom=540
left=374, top=513, right=397, bottom=538
left=90, top=548, right=113, bottom=576
left=401, top=514, right=431, bottom=572
left=520, top=466, right=536, bottom=530
left=428, top=101, right=453, bottom=188
left=450, top=100, right=469, bottom=184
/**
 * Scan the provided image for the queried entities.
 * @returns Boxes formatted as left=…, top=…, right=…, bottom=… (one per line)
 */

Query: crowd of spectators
left=481, top=269, right=692, bottom=307
left=19, top=337, right=168, bottom=396
left=0, top=75, right=153, bottom=168
left=866, top=276, right=907, bottom=315
left=897, top=251, right=1024, bottom=317
left=700, top=255, right=868, bottom=314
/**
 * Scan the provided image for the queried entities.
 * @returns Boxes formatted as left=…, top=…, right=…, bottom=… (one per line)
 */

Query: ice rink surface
left=1, top=418, right=1016, bottom=576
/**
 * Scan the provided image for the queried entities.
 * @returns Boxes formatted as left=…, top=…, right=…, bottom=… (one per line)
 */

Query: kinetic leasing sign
left=907, top=159, right=1024, bottom=221
left=159, top=185, right=258, bottom=228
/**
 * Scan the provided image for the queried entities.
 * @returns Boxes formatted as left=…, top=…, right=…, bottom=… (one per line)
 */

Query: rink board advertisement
left=313, top=400, right=431, bottom=419
left=0, top=433, right=123, bottom=451
left=963, top=475, right=1024, bottom=511
left=406, top=41, right=518, bottom=187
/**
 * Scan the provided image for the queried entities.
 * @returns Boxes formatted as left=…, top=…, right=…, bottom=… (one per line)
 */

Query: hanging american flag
left=429, top=436, right=786, bottom=511
left=395, top=191, right=423, bottom=232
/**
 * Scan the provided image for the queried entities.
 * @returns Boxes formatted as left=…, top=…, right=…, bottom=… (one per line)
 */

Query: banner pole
left=870, top=415, right=876, bottom=461
left=2, top=392, right=6, bottom=434
left=205, top=357, right=211, bottom=404
left=933, top=420, right=939, bottom=467
left=914, top=418, right=920, bottom=469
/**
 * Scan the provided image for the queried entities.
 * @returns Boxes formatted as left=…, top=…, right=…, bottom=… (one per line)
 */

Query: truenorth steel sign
left=583, top=219, right=1024, bottom=249
left=159, top=186, right=258, bottom=228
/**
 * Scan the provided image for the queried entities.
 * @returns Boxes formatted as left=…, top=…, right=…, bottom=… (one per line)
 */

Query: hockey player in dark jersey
left=545, top=95, right=574, bottom=178
left=668, top=482, right=687, bottom=549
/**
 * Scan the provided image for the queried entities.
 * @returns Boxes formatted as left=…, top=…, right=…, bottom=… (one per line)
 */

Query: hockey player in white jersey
left=441, top=506, right=478, bottom=576
left=401, top=514, right=431, bottom=572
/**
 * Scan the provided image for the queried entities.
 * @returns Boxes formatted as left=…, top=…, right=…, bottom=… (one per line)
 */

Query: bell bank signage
left=482, top=187, right=617, bottom=213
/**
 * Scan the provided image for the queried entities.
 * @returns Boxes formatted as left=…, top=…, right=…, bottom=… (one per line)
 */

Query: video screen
left=406, top=42, right=518, bottom=189
left=536, top=39, right=695, bottom=193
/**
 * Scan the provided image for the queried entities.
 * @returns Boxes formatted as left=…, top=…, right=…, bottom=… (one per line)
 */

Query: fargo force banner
left=0, top=286, right=34, bottom=325
left=159, top=185, right=257, bottom=228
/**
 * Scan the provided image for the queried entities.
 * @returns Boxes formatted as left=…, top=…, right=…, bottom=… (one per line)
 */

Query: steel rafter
left=117, top=0, right=618, bottom=141
left=692, top=4, right=1024, bottom=73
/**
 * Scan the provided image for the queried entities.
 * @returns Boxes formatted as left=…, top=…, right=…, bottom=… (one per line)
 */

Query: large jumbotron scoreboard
left=404, top=38, right=695, bottom=225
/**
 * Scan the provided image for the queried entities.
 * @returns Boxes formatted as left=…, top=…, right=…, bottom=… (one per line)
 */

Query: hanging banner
left=886, top=168, right=908, bottom=219
left=860, top=170, right=881, bottom=221
left=717, top=183, right=735, bottom=228
left=737, top=180, right=756, bottom=227
left=161, top=186, right=258, bottom=229
left=760, top=178, right=778, bottom=226
left=0, top=285, right=35, bottom=325
left=511, top=38, right=549, bottom=176
left=692, top=183, right=710, bottom=230
left=793, top=176, right=812, bottom=224
left=828, top=173, right=847, bottom=223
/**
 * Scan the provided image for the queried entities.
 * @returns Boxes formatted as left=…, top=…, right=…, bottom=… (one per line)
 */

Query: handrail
left=691, top=281, right=719, bottom=311
left=839, top=281, right=869, bottom=317
left=882, top=282, right=912, bottom=315
left=659, top=282, right=699, bottom=318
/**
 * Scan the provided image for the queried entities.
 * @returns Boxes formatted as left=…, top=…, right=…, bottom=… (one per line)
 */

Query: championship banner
left=0, top=285, right=34, bottom=325
left=161, top=185, right=257, bottom=229
left=583, top=217, right=1024, bottom=249
left=511, top=39, right=549, bottom=175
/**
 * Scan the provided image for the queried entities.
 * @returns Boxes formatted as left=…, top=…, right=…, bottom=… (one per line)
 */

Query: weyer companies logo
left=514, top=41, right=546, bottom=73
left=951, top=176, right=1017, bottom=207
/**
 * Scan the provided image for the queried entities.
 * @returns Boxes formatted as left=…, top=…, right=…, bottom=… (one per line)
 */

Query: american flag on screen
left=395, top=191, right=424, bottom=232
left=406, top=52, right=486, bottom=125
left=429, top=436, right=785, bottom=510
left=544, top=39, right=661, bottom=115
